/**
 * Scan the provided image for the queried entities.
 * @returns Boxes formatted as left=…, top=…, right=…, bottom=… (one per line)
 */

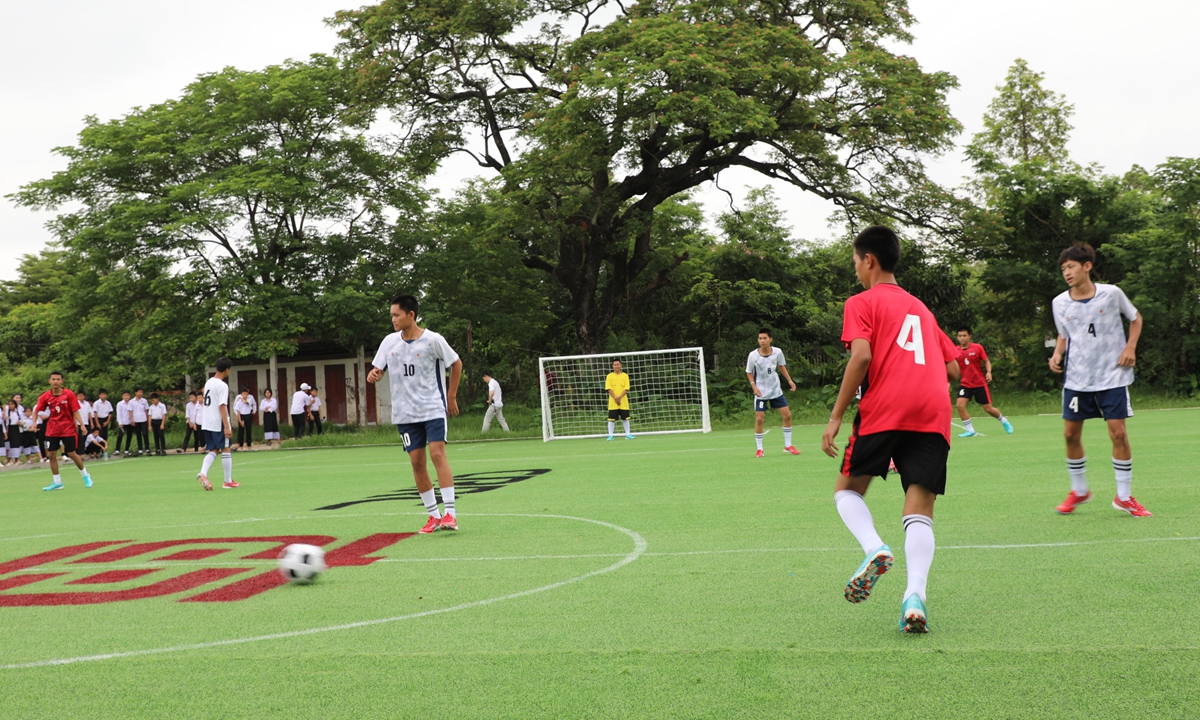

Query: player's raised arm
left=822, top=337, right=872, bottom=458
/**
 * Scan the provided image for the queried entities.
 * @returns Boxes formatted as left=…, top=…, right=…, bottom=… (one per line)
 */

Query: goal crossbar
left=539, top=347, right=711, bottom=442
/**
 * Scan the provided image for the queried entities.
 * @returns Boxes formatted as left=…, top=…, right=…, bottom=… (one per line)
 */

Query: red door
left=323, top=364, right=347, bottom=424
left=276, top=367, right=288, bottom=415
left=236, top=370, right=259, bottom=399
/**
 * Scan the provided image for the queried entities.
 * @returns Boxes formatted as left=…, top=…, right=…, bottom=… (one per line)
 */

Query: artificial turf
left=0, top=408, right=1197, bottom=719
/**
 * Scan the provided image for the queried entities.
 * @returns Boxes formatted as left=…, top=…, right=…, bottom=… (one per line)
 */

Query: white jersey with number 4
left=200, top=377, right=230, bottom=432
left=746, top=347, right=786, bottom=400
left=1052, top=283, right=1138, bottom=392
left=373, top=329, right=460, bottom=425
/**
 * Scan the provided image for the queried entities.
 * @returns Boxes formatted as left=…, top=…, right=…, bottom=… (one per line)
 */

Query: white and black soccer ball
left=278, top=543, right=327, bottom=584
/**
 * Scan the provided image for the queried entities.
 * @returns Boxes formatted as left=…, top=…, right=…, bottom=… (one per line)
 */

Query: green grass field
left=0, top=408, right=1198, bottom=719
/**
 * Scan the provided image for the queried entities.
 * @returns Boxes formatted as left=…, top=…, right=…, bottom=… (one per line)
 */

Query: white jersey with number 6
left=372, top=329, right=460, bottom=425
left=200, top=376, right=230, bottom=432
left=1052, top=283, right=1138, bottom=392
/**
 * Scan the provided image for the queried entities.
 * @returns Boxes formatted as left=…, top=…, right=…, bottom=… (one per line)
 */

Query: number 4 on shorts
left=895, top=314, right=926, bottom=365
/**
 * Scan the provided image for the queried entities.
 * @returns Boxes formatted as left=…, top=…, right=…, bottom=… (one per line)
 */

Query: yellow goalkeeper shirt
left=605, top=372, right=630, bottom=410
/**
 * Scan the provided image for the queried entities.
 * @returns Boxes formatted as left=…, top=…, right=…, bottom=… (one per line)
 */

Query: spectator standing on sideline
left=290, top=383, right=311, bottom=439
left=481, top=371, right=510, bottom=433
left=93, top=390, right=113, bottom=441
left=131, top=388, right=150, bottom=456
left=179, top=391, right=200, bottom=454
left=77, top=392, right=93, bottom=449
left=5, top=397, right=24, bottom=464
left=148, top=393, right=168, bottom=455
left=234, top=388, right=257, bottom=448
left=261, top=389, right=280, bottom=444
left=308, top=387, right=324, bottom=435
left=115, top=391, right=133, bottom=456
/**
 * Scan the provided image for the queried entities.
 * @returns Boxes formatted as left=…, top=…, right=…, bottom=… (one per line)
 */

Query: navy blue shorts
left=203, top=430, right=231, bottom=452
left=1063, top=387, right=1133, bottom=421
left=396, top=418, right=447, bottom=453
left=754, top=395, right=788, bottom=413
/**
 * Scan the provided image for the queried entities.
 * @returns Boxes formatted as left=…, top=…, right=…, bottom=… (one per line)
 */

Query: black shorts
left=607, top=409, right=630, bottom=420
left=957, top=385, right=991, bottom=405
left=841, top=420, right=949, bottom=495
left=45, top=436, right=78, bottom=454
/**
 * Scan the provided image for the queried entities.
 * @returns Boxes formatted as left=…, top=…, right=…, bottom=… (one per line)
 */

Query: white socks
left=997, top=415, right=1008, bottom=425
left=782, top=427, right=792, bottom=447
left=440, top=486, right=455, bottom=517
left=1114, top=458, right=1132, bottom=501
left=201, top=452, right=216, bottom=476
left=962, top=419, right=975, bottom=433
left=834, top=490, right=884, bottom=555
left=755, top=433, right=764, bottom=451
left=902, top=514, right=934, bottom=603
left=419, top=489, right=441, bottom=519
left=1067, top=456, right=1088, bottom=495
left=607, top=421, right=615, bottom=436
left=221, top=452, right=232, bottom=483
left=52, top=474, right=62, bottom=485
left=622, top=419, right=631, bottom=435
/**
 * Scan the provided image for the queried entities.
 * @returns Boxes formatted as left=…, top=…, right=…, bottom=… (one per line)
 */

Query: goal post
left=538, top=347, right=711, bottom=441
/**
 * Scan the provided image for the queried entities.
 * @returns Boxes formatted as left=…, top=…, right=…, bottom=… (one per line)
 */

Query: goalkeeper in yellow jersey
left=605, top=359, right=634, bottom=440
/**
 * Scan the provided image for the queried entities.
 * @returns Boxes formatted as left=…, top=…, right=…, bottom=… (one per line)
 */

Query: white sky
left=1, top=0, right=1197, bottom=280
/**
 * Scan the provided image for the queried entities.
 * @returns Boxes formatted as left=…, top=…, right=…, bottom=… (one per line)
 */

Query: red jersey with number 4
left=956, top=343, right=989, bottom=388
left=841, top=283, right=959, bottom=443
left=34, top=389, right=81, bottom=438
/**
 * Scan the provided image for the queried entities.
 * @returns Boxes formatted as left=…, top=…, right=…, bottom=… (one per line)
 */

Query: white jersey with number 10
left=373, top=329, right=460, bottom=425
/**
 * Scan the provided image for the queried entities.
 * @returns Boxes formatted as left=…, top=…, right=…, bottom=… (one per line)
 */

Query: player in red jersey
left=953, top=327, right=1013, bottom=437
left=33, top=371, right=93, bottom=491
left=821, top=226, right=960, bottom=634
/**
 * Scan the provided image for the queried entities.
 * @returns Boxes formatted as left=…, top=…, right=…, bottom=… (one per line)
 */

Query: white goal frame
left=538, top=347, right=711, bottom=442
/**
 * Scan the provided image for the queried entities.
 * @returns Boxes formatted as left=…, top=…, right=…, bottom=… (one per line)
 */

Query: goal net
left=538, top=347, right=711, bottom=441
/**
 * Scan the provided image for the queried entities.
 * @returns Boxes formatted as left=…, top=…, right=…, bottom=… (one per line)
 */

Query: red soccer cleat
left=1112, top=496, right=1152, bottom=517
left=755, top=449, right=764, bottom=458
left=222, top=481, right=240, bottom=489
left=1056, top=491, right=1093, bottom=515
left=197, top=473, right=213, bottom=491
left=418, top=515, right=442, bottom=534
left=439, top=514, right=458, bottom=531
left=783, top=445, right=800, bottom=455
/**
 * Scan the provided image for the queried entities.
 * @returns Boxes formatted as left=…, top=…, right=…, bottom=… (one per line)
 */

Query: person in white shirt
left=5, top=396, right=24, bottom=464
left=76, top=392, right=93, bottom=449
left=148, top=393, right=169, bottom=456
left=290, top=383, right=312, bottom=439
left=746, top=328, right=799, bottom=457
left=130, top=388, right=151, bottom=456
left=308, top=387, right=324, bottom=435
left=114, top=391, right=133, bottom=456
left=179, top=391, right=200, bottom=453
left=260, top=389, right=280, bottom=443
left=233, top=388, right=257, bottom=449
left=84, top=427, right=108, bottom=459
left=93, top=390, right=113, bottom=441
left=197, top=358, right=237, bottom=490
left=480, top=371, right=509, bottom=433
left=368, top=293, right=462, bottom=534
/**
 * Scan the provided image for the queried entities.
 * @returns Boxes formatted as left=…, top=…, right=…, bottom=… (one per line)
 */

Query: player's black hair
left=852, top=225, right=901, bottom=272
left=310, top=386, right=318, bottom=392
left=188, top=390, right=196, bottom=396
left=134, top=386, right=143, bottom=392
left=957, top=326, right=972, bottom=335
left=264, top=389, right=272, bottom=396
left=98, top=389, right=107, bottom=395
left=758, top=328, right=772, bottom=338
left=150, top=392, right=159, bottom=399
left=215, top=357, right=233, bottom=372
left=390, top=293, right=419, bottom=318
left=239, top=386, right=249, bottom=393
left=1058, top=243, right=1096, bottom=268
left=481, top=370, right=493, bottom=378
left=121, top=390, right=131, bottom=396
left=49, top=370, right=63, bottom=378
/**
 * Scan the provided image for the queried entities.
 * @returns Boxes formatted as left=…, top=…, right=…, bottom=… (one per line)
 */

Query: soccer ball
left=278, top=543, right=327, bottom=584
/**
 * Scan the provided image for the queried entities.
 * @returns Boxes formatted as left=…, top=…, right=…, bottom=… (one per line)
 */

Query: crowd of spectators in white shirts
left=1, top=383, right=328, bottom=465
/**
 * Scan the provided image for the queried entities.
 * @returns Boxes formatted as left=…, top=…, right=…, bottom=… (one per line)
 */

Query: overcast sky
left=2, top=0, right=1197, bottom=281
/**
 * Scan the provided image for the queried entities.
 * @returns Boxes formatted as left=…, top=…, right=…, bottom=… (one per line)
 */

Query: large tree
left=11, top=55, right=418, bottom=363
left=334, top=0, right=962, bottom=351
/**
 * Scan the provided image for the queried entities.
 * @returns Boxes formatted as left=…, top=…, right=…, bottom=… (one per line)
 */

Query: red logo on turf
left=0, top=534, right=412, bottom=605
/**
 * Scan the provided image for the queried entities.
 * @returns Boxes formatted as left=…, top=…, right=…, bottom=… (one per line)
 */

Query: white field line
left=0, top=513, right=647, bottom=670
left=951, top=421, right=988, bottom=437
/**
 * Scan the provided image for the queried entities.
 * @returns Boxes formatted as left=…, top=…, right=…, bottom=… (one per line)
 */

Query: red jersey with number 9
left=841, top=283, right=959, bottom=443
left=34, top=388, right=82, bottom=439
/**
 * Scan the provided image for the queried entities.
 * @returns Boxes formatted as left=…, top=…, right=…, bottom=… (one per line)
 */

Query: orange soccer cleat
left=1055, top=491, right=1093, bottom=515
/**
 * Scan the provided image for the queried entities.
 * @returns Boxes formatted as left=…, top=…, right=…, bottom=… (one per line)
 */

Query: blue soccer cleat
left=844, top=544, right=893, bottom=604
left=625, top=434, right=635, bottom=440
left=43, top=481, right=64, bottom=492
left=958, top=429, right=977, bottom=438
left=82, top=471, right=93, bottom=488
left=606, top=435, right=614, bottom=442
left=899, top=593, right=929, bottom=633
left=1002, top=419, right=1014, bottom=434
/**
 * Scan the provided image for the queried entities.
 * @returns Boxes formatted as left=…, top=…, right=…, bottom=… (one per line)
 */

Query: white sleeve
left=776, top=349, right=786, bottom=367
left=1114, top=286, right=1138, bottom=321
left=744, top=352, right=755, bottom=374
left=433, top=333, right=460, bottom=366
left=1052, top=297, right=1068, bottom=338
left=371, top=338, right=389, bottom=370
